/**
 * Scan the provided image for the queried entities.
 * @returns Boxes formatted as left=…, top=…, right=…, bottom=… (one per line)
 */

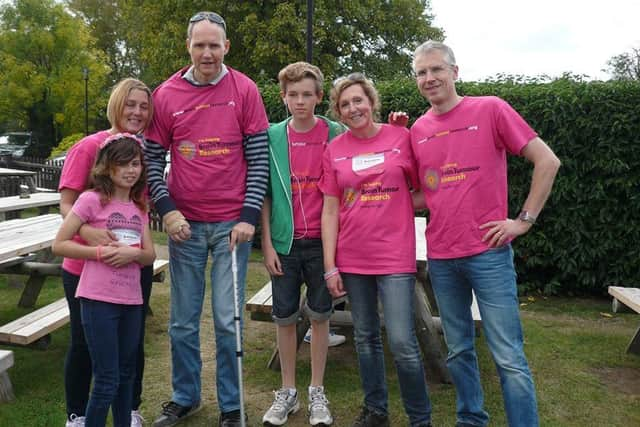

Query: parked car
left=0, top=132, right=35, bottom=158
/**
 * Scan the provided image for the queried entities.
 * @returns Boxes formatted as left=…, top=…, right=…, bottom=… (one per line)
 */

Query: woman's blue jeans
left=81, top=298, right=142, bottom=427
left=343, top=273, right=432, bottom=426
left=428, top=245, right=538, bottom=427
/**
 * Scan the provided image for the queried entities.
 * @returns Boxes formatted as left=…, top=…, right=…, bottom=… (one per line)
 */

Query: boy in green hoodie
left=261, top=62, right=345, bottom=426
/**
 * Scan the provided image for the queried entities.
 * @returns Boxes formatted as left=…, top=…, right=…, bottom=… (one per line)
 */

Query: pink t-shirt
left=73, top=191, right=147, bottom=305
left=58, top=130, right=111, bottom=275
left=319, top=124, right=418, bottom=274
left=145, top=66, right=269, bottom=222
left=410, top=96, right=537, bottom=259
left=288, top=120, right=329, bottom=239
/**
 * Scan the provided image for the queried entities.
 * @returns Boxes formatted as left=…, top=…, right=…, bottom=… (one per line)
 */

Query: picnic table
left=246, top=217, right=481, bottom=384
left=0, top=192, right=61, bottom=220
left=0, top=167, right=37, bottom=196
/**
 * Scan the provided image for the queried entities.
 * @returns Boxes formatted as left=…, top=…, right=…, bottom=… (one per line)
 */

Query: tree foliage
left=66, top=0, right=442, bottom=88
left=0, top=0, right=110, bottom=155
left=604, top=47, right=640, bottom=80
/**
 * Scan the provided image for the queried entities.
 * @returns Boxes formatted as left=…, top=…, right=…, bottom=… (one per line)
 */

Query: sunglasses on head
left=189, top=11, right=226, bottom=32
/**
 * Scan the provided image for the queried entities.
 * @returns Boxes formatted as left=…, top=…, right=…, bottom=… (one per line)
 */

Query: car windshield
left=0, top=134, right=30, bottom=146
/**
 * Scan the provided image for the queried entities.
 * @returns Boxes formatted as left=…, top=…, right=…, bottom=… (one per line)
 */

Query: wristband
left=96, top=245, right=102, bottom=262
left=323, top=267, right=339, bottom=280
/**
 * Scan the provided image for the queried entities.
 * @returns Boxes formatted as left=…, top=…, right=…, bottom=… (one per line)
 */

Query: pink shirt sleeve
left=318, top=142, right=341, bottom=197
left=494, top=98, right=538, bottom=155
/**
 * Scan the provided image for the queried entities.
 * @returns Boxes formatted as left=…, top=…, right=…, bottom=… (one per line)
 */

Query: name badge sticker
left=352, top=152, right=385, bottom=175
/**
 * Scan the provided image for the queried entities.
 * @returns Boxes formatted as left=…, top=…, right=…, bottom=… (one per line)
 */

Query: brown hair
left=90, top=136, right=148, bottom=212
left=329, top=73, right=381, bottom=122
left=106, top=78, right=153, bottom=132
left=278, top=61, right=324, bottom=95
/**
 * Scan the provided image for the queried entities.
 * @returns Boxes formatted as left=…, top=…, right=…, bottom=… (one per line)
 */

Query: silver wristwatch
left=518, top=210, right=537, bottom=225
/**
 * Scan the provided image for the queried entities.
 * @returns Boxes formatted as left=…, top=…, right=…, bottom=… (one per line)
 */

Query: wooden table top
left=0, top=214, right=62, bottom=263
left=0, top=192, right=60, bottom=213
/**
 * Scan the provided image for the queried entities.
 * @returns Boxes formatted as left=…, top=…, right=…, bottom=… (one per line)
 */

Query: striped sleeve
left=143, top=138, right=176, bottom=217
left=240, top=129, right=269, bottom=225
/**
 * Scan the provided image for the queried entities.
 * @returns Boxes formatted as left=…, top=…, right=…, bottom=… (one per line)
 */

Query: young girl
left=53, top=133, right=156, bottom=427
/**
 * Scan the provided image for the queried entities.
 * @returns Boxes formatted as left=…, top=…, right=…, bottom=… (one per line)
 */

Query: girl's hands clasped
left=100, top=242, right=141, bottom=268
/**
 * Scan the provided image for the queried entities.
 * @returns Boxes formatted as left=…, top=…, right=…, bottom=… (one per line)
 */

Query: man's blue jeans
left=428, top=245, right=538, bottom=427
left=168, top=220, right=250, bottom=414
left=343, top=273, right=432, bottom=426
left=81, top=298, right=142, bottom=427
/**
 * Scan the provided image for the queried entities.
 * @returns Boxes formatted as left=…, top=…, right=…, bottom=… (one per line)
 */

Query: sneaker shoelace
left=271, top=389, right=292, bottom=411
left=309, top=390, right=329, bottom=412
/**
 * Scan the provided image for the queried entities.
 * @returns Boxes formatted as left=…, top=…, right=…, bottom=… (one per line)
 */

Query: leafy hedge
left=258, top=77, right=640, bottom=295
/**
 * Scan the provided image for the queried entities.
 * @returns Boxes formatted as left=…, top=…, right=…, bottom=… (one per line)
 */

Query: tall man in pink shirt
left=410, top=41, right=560, bottom=427
left=144, top=11, right=269, bottom=427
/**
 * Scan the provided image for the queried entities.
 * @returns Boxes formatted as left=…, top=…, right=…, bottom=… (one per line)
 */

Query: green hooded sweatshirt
left=266, top=116, right=345, bottom=255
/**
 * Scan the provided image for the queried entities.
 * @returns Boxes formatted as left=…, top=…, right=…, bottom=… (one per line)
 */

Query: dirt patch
left=592, top=366, right=640, bottom=396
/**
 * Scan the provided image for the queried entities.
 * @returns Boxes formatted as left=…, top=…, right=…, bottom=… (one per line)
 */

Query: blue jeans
left=428, top=245, right=538, bottom=427
left=62, top=266, right=152, bottom=418
left=81, top=299, right=142, bottom=427
left=271, top=238, right=333, bottom=325
left=343, top=273, right=432, bottom=426
left=168, top=220, right=250, bottom=413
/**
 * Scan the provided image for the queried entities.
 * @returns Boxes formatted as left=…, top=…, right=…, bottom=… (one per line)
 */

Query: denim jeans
left=342, top=273, right=432, bottom=426
left=271, top=238, right=333, bottom=325
left=428, top=245, right=538, bottom=427
left=62, top=266, right=152, bottom=418
left=81, top=298, right=142, bottom=427
left=168, top=220, right=250, bottom=413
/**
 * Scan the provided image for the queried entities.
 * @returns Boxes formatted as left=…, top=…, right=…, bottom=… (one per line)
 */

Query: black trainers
left=152, top=400, right=201, bottom=427
left=352, top=406, right=390, bottom=427
left=218, top=409, right=248, bottom=427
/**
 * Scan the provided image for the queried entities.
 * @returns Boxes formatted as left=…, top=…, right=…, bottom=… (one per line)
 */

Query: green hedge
left=258, top=78, right=640, bottom=295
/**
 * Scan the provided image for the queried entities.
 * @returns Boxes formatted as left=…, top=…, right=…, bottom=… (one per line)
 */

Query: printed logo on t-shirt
left=424, top=162, right=481, bottom=191
left=106, top=212, right=143, bottom=246
left=359, top=180, right=399, bottom=205
left=177, top=140, right=197, bottom=160
left=343, top=187, right=357, bottom=208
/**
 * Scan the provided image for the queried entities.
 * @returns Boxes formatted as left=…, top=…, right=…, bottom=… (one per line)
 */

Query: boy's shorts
left=270, top=238, right=333, bottom=326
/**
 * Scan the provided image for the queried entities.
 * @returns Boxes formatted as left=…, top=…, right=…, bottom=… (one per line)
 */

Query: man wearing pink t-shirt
left=410, top=41, right=561, bottom=427
left=144, top=11, right=269, bottom=427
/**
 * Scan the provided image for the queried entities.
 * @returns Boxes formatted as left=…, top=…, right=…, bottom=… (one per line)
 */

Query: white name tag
left=352, top=153, right=384, bottom=173
left=113, top=229, right=141, bottom=246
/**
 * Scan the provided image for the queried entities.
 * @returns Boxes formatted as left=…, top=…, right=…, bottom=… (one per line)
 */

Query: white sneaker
left=262, top=388, right=300, bottom=425
left=308, top=386, right=333, bottom=426
left=131, top=409, right=145, bottom=427
left=65, top=414, right=86, bottom=427
left=304, top=328, right=346, bottom=347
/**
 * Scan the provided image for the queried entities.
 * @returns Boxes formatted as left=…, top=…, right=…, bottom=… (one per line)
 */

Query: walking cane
left=231, top=242, right=247, bottom=427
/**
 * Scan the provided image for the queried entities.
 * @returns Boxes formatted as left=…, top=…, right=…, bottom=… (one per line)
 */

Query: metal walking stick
left=231, top=243, right=246, bottom=427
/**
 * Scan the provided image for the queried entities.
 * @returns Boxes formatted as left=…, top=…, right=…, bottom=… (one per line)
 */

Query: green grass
left=1, top=256, right=639, bottom=426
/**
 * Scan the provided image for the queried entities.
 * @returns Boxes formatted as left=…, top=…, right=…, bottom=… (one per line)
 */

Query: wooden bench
left=0, top=350, right=15, bottom=402
left=0, top=298, right=69, bottom=347
left=246, top=280, right=481, bottom=378
left=0, top=259, right=170, bottom=349
left=608, top=286, right=640, bottom=355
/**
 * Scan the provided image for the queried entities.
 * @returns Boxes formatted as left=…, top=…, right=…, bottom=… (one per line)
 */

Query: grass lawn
left=0, top=246, right=639, bottom=426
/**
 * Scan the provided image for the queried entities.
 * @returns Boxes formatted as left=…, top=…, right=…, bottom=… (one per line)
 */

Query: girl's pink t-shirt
left=58, top=130, right=111, bottom=275
left=288, top=120, right=329, bottom=239
left=145, top=67, right=269, bottom=221
left=72, top=191, right=147, bottom=305
left=319, top=124, right=418, bottom=274
left=410, top=96, right=537, bottom=259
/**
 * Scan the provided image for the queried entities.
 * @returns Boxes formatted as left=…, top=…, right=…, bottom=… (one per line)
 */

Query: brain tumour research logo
left=177, top=140, right=197, bottom=160
left=343, top=187, right=357, bottom=208
left=424, top=169, right=440, bottom=191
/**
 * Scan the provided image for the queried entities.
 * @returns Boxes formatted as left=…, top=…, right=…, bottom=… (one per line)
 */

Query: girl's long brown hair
left=89, top=137, right=148, bottom=212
